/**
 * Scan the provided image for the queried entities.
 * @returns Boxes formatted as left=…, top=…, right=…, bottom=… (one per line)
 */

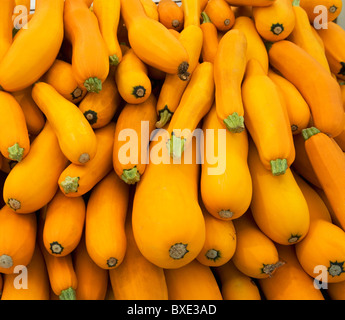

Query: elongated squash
left=64, top=0, right=109, bottom=93
left=232, top=16, right=269, bottom=74
left=232, top=212, right=284, bottom=279
left=164, top=259, right=223, bottom=300
left=11, top=86, right=45, bottom=136
left=132, top=132, right=205, bottom=269
left=200, top=106, right=252, bottom=220
left=38, top=209, right=77, bottom=300
left=0, top=0, right=64, bottom=92
left=196, top=203, right=236, bottom=267
left=293, top=171, right=332, bottom=223
left=79, top=69, right=121, bottom=129
left=288, top=0, right=331, bottom=73
left=317, top=22, right=345, bottom=80
left=292, top=132, right=322, bottom=189
left=200, top=12, right=219, bottom=64
left=182, top=0, right=201, bottom=28
left=267, top=40, right=345, bottom=138
left=204, top=0, right=235, bottom=31
left=58, top=122, right=115, bottom=197
left=296, top=217, right=345, bottom=283
left=1, top=245, right=50, bottom=300
left=214, top=260, right=262, bottom=300
left=73, top=235, right=109, bottom=300
left=32, top=82, right=97, bottom=165
left=214, top=29, right=247, bottom=133
left=109, top=215, right=169, bottom=300
left=93, top=0, right=122, bottom=66
left=158, top=0, right=184, bottom=31
left=0, top=0, right=15, bottom=62
left=0, top=205, right=36, bottom=274
left=42, top=59, right=87, bottom=104
left=3, top=122, right=68, bottom=214
left=166, top=62, right=215, bottom=158
left=248, top=140, right=310, bottom=245
left=242, top=58, right=295, bottom=175
left=259, top=244, right=325, bottom=300
left=113, top=95, right=157, bottom=184
left=252, top=0, right=295, bottom=41
left=299, top=0, right=342, bottom=23
left=268, top=68, right=311, bottom=134
left=115, top=46, right=152, bottom=104
left=43, top=190, right=85, bottom=256
left=302, top=127, right=345, bottom=231
left=156, top=25, right=203, bottom=128
left=140, top=0, right=159, bottom=20
left=0, top=91, right=30, bottom=162
left=85, top=171, right=129, bottom=269
left=120, top=0, right=190, bottom=80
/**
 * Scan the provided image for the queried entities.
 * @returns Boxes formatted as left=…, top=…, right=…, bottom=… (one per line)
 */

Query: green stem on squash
left=59, top=287, right=76, bottom=300
left=292, top=0, right=300, bottom=6
left=223, top=112, right=245, bottom=133
left=301, top=127, right=321, bottom=141
left=201, top=11, right=212, bottom=24
left=121, top=167, right=141, bottom=185
left=109, top=54, right=120, bottom=66
left=8, top=143, right=24, bottom=162
left=84, top=77, right=102, bottom=93
left=156, top=107, right=173, bottom=128
left=60, top=176, right=80, bottom=194
left=270, top=158, right=288, bottom=176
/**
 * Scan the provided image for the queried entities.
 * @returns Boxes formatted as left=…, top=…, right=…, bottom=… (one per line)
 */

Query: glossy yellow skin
left=58, top=122, right=116, bottom=197
left=43, top=190, right=86, bottom=257
left=317, top=22, right=345, bottom=81
left=164, top=259, right=223, bottom=300
left=93, top=0, right=122, bottom=66
left=259, top=244, right=325, bottom=300
left=248, top=140, right=310, bottom=245
left=32, top=82, right=97, bottom=165
left=201, top=106, right=252, bottom=220
left=299, top=0, right=342, bottom=23
left=225, top=0, right=275, bottom=5
left=115, top=46, right=152, bottom=104
left=156, top=25, right=203, bottom=126
left=296, top=218, right=345, bottom=283
left=181, top=0, right=201, bottom=27
left=74, top=236, right=109, bottom=300
left=3, top=122, right=68, bottom=214
left=252, top=0, right=295, bottom=42
left=0, top=91, right=30, bottom=162
left=121, top=0, right=189, bottom=76
left=214, top=29, right=247, bottom=127
left=232, top=213, right=283, bottom=279
left=85, top=171, right=130, bottom=270
left=0, top=205, right=37, bottom=274
left=140, top=0, right=159, bottom=20
left=1, top=246, right=50, bottom=300
left=113, top=95, right=157, bottom=183
left=214, top=261, right=262, bottom=300
left=79, top=69, right=121, bottom=129
left=109, top=218, right=169, bottom=300
left=132, top=134, right=205, bottom=269
left=268, top=69, right=311, bottom=135
left=11, top=86, right=45, bottom=136
left=232, top=16, right=269, bottom=74
left=0, top=0, right=65, bottom=92
left=43, top=59, right=87, bottom=104
left=242, top=59, right=295, bottom=172
left=196, top=205, right=237, bottom=267
left=288, top=3, right=331, bottom=73
left=0, top=0, right=15, bottom=62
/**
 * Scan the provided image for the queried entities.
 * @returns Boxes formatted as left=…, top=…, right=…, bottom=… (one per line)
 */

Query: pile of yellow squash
left=0, top=0, right=345, bottom=301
